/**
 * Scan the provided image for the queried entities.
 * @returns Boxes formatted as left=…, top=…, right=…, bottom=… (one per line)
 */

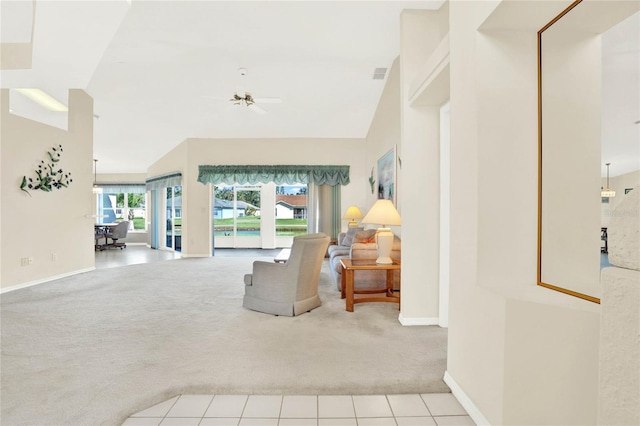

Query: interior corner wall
left=398, top=9, right=448, bottom=323
left=147, top=141, right=190, bottom=251
left=448, top=1, right=601, bottom=425
left=147, top=138, right=368, bottom=257
left=1, top=89, right=95, bottom=290
left=447, top=6, right=507, bottom=422
left=365, top=57, right=401, bottom=225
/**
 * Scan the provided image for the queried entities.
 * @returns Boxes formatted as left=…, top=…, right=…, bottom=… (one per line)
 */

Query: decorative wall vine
left=19, top=144, right=73, bottom=196
left=368, top=167, right=376, bottom=194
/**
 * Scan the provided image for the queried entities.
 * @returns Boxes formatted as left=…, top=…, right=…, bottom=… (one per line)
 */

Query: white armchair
left=243, top=233, right=330, bottom=316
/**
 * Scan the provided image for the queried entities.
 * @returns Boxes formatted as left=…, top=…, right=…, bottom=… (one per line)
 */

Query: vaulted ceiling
left=1, top=0, right=444, bottom=173
left=1, top=1, right=637, bottom=176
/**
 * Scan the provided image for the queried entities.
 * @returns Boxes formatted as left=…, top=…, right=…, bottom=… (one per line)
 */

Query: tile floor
left=122, top=393, right=475, bottom=426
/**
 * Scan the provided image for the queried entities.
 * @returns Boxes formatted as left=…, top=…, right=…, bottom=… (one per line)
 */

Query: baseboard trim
left=444, top=370, right=491, bottom=426
left=398, top=314, right=439, bottom=326
left=1, top=267, right=95, bottom=294
left=180, top=253, right=210, bottom=258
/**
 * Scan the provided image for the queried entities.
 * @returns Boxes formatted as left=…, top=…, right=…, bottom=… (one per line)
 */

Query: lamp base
left=375, top=227, right=394, bottom=264
left=347, top=220, right=359, bottom=228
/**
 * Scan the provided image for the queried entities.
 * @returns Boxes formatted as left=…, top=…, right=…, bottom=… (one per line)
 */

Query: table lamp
left=343, top=205, right=364, bottom=228
left=361, top=199, right=401, bottom=264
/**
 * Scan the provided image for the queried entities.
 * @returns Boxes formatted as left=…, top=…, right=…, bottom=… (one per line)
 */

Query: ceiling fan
left=207, top=68, right=281, bottom=114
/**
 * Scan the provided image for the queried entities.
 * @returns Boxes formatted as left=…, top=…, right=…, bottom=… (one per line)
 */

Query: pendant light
left=601, top=163, right=615, bottom=198
left=92, top=159, right=103, bottom=194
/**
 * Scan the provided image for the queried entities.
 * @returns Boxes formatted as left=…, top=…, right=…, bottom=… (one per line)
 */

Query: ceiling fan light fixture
left=207, top=68, right=280, bottom=114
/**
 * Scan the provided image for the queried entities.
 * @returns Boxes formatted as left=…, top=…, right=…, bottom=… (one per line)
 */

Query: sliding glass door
left=165, top=185, right=182, bottom=251
left=212, top=183, right=308, bottom=249
left=213, top=185, right=261, bottom=248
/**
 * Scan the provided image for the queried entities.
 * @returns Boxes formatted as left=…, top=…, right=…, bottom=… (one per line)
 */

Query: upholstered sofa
left=327, top=227, right=401, bottom=291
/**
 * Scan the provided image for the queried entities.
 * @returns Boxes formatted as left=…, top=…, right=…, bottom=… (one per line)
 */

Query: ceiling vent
left=373, top=67, right=387, bottom=80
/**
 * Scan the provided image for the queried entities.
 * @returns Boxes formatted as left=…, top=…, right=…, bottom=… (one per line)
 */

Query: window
left=96, top=185, right=147, bottom=231
left=212, top=183, right=308, bottom=249
left=275, top=184, right=308, bottom=237
left=214, top=185, right=261, bottom=238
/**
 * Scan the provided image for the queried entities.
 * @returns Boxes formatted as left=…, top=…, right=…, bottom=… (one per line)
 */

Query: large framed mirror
left=538, top=0, right=640, bottom=303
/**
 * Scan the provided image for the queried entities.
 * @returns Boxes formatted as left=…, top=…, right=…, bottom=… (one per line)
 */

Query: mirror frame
left=537, top=0, right=601, bottom=304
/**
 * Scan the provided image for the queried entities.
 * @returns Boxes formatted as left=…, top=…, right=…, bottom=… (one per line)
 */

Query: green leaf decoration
left=368, top=167, right=376, bottom=194
left=19, top=145, right=71, bottom=195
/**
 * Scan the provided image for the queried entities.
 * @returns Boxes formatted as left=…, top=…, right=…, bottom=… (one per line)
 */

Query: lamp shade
left=343, top=205, right=363, bottom=227
left=361, top=199, right=401, bottom=264
left=361, top=199, right=401, bottom=227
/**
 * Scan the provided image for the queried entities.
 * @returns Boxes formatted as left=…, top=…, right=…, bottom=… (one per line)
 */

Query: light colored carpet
left=1, top=257, right=448, bottom=425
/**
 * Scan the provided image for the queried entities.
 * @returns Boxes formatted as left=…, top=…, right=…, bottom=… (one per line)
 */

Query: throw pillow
left=342, top=227, right=363, bottom=246
left=355, top=229, right=377, bottom=244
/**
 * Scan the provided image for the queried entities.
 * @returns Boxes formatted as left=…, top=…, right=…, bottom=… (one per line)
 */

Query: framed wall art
left=377, top=147, right=396, bottom=203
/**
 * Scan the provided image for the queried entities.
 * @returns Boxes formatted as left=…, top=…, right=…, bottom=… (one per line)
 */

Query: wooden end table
left=340, top=258, right=401, bottom=312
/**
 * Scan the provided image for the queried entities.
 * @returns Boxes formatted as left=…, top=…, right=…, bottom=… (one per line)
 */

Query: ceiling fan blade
left=247, top=103, right=267, bottom=114
left=253, top=97, right=282, bottom=104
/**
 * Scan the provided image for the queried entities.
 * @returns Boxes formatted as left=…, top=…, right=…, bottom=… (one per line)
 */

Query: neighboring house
left=275, top=195, right=307, bottom=219
left=213, top=198, right=260, bottom=219
left=167, top=195, right=182, bottom=219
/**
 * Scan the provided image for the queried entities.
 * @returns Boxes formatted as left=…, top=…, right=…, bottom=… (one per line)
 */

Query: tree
left=215, top=187, right=234, bottom=201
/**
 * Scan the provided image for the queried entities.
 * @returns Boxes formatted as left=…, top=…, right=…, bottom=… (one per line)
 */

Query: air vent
left=373, top=67, right=387, bottom=80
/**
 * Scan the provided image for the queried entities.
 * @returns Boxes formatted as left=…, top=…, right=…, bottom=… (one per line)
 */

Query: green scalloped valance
left=197, top=165, right=350, bottom=187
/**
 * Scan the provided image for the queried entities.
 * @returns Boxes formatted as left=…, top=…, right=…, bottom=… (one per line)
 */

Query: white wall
left=447, top=1, right=600, bottom=424
left=1, top=89, right=95, bottom=290
left=365, top=57, right=402, bottom=226
left=398, top=7, right=449, bottom=325
left=147, top=138, right=368, bottom=257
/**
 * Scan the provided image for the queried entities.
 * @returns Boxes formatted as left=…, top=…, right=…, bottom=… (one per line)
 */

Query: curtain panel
left=197, top=165, right=350, bottom=187
left=145, top=172, right=182, bottom=191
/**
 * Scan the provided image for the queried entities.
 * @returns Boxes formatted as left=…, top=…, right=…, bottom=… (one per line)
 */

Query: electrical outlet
left=21, top=257, right=31, bottom=266
left=28, top=257, right=33, bottom=265
left=51, top=253, right=58, bottom=262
